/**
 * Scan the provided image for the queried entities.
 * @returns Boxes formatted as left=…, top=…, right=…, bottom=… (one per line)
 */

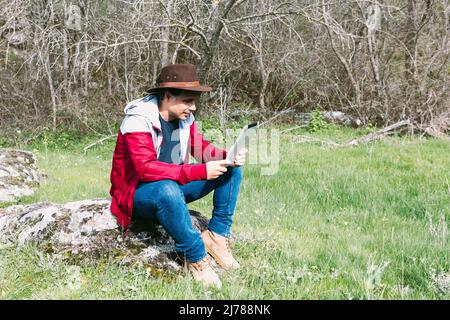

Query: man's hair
left=155, top=88, right=200, bottom=104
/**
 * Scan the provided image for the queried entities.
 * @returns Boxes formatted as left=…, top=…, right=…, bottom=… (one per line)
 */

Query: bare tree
left=0, top=0, right=448, bottom=140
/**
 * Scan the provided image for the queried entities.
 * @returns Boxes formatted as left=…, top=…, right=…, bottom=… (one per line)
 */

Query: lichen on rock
left=0, top=149, right=43, bottom=202
left=0, top=199, right=209, bottom=271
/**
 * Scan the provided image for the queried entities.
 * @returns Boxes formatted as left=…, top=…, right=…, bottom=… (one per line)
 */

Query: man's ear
left=163, top=91, right=170, bottom=101
left=165, top=91, right=177, bottom=101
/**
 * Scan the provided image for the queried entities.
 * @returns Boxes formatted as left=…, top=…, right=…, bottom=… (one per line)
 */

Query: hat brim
left=146, top=85, right=211, bottom=94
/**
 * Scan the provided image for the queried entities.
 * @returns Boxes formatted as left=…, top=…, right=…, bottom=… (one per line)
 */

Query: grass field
left=0, top=125, right=449, bottom=299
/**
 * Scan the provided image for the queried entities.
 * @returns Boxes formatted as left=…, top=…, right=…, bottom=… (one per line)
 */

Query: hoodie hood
left=120, top=95, right=195, bottom=161
left=123, top=95, right=195, bottom=129
left=123, top=95, right=161, bottom=130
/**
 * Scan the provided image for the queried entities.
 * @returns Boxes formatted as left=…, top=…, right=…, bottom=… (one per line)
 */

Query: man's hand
left=230, top=148, right=247, bottom=167
left=206, top=160, right=229, bottom=180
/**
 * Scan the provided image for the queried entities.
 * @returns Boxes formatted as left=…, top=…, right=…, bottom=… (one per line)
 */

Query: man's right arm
left=123, top=132, right=207, bottom=185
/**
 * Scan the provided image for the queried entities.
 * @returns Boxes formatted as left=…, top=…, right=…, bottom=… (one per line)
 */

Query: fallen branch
left=287, top=117, right=448, bottom=149
left=292, top=135, right=341, bottom=147
left=257, top=108, right=294, bottom=128
left=421, top=127, right=450, bottom=140
left=348, top=120, right=411, bottom=146
left=280, top=124, right=309, bottom=134
left=83, top=135, right=115, bottom=153
left=419, top=111, right=450, bottom=140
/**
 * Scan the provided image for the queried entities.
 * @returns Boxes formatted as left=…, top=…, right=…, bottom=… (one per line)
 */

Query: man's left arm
left=189, top=121, right=227, bottom=163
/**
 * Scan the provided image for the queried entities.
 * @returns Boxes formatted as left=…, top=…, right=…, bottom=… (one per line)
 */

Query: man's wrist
left=189, top=163, right=208, bottom=180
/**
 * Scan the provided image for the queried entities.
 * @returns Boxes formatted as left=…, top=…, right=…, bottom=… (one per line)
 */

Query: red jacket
left=109, top=96, right=226, bottom=230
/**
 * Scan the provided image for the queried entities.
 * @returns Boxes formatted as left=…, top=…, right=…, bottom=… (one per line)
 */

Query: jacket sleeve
left=189, top=121, right=227, bottom=163
left=124, top=132, right=207, bottom=185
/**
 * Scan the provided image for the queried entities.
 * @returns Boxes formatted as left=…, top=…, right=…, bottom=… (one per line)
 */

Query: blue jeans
left=133, top=166, right=243, bottom=263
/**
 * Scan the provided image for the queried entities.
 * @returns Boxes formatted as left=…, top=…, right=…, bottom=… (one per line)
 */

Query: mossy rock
left=0, top=199, right=209, bottom=271
left=0, top=149, right=43, bottom=202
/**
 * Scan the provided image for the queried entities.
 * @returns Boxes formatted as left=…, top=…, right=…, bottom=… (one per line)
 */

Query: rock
left=431, top=271, right=450, bottom=295
left=294, top=111, right=364, bottom=127
left=322, top=111, right=352, bottom=126
left=0, top=149, right=43, bottom=202
left=321, top=111, right=363, bottom=127
left=0, top=199, right=209, bottom=271
left=294, top=113, right=312, bottom=124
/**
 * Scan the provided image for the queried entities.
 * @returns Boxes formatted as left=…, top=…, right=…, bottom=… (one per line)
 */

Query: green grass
left=0, top=125, right=449, bottom=299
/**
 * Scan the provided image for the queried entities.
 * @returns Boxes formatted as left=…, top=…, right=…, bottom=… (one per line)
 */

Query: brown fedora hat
left=146, top=64, right=211, bottom=94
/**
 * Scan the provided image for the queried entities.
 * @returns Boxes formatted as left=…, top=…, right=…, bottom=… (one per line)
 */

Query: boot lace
left=225, top=238, right=231, bottom=253
left=193, top=257, right=211, bottom=271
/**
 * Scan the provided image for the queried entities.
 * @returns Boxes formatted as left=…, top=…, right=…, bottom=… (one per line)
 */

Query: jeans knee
left=155, top=180, right=184, bottom=204
left=230, top=166, right=243, bottom=183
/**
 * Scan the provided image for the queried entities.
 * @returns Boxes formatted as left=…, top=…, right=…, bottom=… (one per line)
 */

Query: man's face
left=163, top=91, right=200, bottom=121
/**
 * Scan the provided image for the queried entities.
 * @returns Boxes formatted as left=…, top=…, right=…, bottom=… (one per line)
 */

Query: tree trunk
left=404, top=0, right=417, bottom=82
left=197, top=0, right=238, bottom=115
left=198, top=0, right=238, bottom=83
left=160, top=0, right=174, bottom=68
left=62, top=29, right=70, bottom=99
left=45, top=54, right=58, bottom=132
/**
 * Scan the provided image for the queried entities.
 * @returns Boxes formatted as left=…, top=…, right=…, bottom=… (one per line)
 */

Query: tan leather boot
left=201, top=230, right=240, bottom=270
left=186, top=256, right=222, bottom=288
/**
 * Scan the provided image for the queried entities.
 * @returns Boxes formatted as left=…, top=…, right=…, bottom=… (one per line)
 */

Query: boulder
left=0, top=199, right=209, bottom=271
left=0, top=149, right=43, bottom=202
left=321, top=111, right=363, bottom=127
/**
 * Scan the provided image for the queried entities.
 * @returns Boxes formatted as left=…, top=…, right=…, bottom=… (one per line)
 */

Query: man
left=109, top=64, right=246, bottom=288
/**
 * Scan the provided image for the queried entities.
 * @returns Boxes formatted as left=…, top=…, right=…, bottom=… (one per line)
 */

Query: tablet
left=225, top=122, right=258, bottom=164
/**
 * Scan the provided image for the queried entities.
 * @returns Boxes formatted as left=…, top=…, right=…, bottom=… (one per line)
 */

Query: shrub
left=309, top=110, right=329, bottom=133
